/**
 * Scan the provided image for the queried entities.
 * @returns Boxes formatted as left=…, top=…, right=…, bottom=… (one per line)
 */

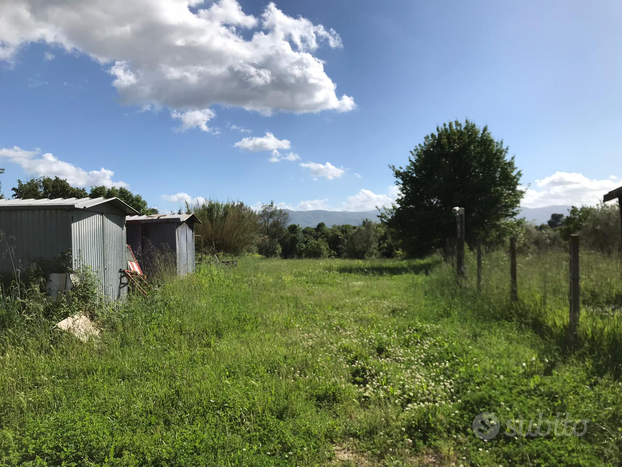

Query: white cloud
left=171, top=108, right=216, bottom=133
left=161, top=192, right=206, bottom=205
left=297, top=199, right=329, bottom=211
left=299, top=161, right=344, bottom=180
left=354, top=173, right=362, bottom=179
left=229, top=124, right=251, bottom=134
left=235, top=132, right=290, bottom=152
left=343, top=188, right=396, bottom=211
left=522, top=172, right=620, bottom=208
left=43, top=51, right=55, bottom=61
left=269, top=150, right=300, bottom=162
left=0, top=146, right=127, bottom=188
left=0, top=0, right=354, bottom=114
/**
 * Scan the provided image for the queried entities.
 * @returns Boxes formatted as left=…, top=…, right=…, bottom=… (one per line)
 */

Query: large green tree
left=89, top=186, right=157, bottom=215
left=12, top=177, right=88, bottom=199
left=385, top=120, right=523, bottom=255
left=11, top=177, right=156, bottom=215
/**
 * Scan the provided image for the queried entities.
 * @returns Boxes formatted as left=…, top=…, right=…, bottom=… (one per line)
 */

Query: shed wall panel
left=103, top=213, right=127, bottom=300
left=71, top=211, right=105, bottom=295
left=0, top=209, right=72, bottom=278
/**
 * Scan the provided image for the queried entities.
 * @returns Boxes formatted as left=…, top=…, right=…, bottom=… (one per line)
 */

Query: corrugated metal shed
left=0, top=197, right=138, bottom=300
left=126, top=214, right=201, bottom=276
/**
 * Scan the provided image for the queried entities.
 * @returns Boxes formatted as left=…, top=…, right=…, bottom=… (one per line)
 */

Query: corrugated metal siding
left=0, top=209, right=72, bottom=278
left=71, top=211, right=127, bottom=300
left=175, top=223, right=196, bottom=276
left=187, top=223, right=195, bottom=273
left=176, top=225, right=187, bottom=275
left=103, top=213, right=127, bottom=300
left=71, top=211, right=105, bottom=296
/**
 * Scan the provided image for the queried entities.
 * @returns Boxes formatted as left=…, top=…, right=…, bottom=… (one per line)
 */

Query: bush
left=301, top=238, right=330, bottom=259
left=344, top=219, right=378, bottom=259
left=189, top=200, right=259, bottom=255
left=580, top=203, right=621, bottom=255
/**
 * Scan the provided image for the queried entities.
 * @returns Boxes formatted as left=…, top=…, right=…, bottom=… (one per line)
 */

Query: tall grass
left=0, top=255, right=621, bottom=465
left=431, top=246, right=622, bottom=374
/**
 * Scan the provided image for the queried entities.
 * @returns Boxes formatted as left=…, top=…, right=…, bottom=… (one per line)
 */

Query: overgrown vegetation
left=0, top=251, right=621, bottom=465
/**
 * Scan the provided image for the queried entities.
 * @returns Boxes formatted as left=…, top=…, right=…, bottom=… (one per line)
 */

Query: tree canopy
left=12, top=177, right=88, bottom=200
left=385, top=120, right=523, bottom=256
left=11, top=177, right=157, bottom=215
left=89, top=186, right=157, bottom=215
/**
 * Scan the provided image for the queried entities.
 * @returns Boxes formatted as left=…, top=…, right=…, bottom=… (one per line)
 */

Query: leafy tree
left=559, top=206, right=594, bottom=241
left=12, top=177, right=88, bottom=199
left=547, top=213, right=565, bottom=229
left=280, top=224, right=305, bottom=259
left=385, top=120, right=523, bottom=256
left=345, top=219, right=378, bottom=259
left=301, top=237, right=330, bottom=259
left=90, top=186, right=157, bottom=215
left=376, top=223, right=401, bottom=258
left=326, top=225, right=353, bottom=258
left=579, top=203, right=621, bottom=255
left=257, top=202, right=290, bottom=257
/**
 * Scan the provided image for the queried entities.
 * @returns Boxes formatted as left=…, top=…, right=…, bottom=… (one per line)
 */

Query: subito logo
left=472, top=412, right=500, bottom=440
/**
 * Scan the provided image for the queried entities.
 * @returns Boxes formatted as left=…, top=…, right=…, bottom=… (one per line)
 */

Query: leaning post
left=568, top=234, right=580, bottom=348
left=510, top=237, right=518, bottom=302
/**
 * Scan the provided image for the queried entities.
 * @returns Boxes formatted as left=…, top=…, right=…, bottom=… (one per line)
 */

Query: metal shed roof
left=0, top=197, right=139, bottom=215
left=126, top=213, right=202, bottom=224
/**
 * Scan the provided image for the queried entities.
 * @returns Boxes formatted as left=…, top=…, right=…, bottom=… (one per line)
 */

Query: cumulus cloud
left=171, top=108, right=216, bottom=133
left=522, top=172, right=620, bottom=208
left=343, top=189, right=395, bottom=211
left=297, top=199, right=329, bottom=211
left=161, top=192, right=206, bottom=205
left=43, top=51, right=55, bottom=61
left=269, top=150, right=300, bottom=162
left=0, top=146, right=127, bottom=188
left=235, top=132, right=290, bottom=152
left=299, top=161, right=344, bottom=180
left=0, top=0, right=354, bottom=115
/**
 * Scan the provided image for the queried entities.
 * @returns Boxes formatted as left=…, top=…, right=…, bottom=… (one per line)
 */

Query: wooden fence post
left=568, top=234, right=580, bottom=348
left=476, top=238, right=482, bottom=292
left=510, top=237, right=518, bottom=302
left=456, top=208, right=465, bottom=279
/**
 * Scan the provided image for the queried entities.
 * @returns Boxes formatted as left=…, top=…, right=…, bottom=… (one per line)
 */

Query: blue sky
left=1, top=0, right=621, bottom=212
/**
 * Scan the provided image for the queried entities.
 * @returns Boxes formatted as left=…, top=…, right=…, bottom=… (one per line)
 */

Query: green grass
left=1, top=254, right=622, bottom=465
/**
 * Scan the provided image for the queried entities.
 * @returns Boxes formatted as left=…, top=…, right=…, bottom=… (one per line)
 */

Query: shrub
left=189, top=200, right=259, bottom=255
left=344, top=219, right=378, bottom=259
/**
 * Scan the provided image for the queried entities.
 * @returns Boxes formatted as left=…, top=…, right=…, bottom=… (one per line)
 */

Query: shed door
left=71, top=211, right=105, bottom=296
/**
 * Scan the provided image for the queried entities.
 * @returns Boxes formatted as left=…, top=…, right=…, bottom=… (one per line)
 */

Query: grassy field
left=1, top=254, right=622, bottom=465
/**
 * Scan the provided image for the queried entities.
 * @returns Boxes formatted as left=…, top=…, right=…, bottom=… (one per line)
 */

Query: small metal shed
left=0, top=197, right=138, bottom=300
left=126, top=214, right=201, bottom=276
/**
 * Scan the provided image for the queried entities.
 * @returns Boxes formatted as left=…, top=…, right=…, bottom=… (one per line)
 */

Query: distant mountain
left=518, top=205, right=572, bottom=225
left=284, top=205, right=572, bottom=228
left=284, top=209, right=379, bottom=228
